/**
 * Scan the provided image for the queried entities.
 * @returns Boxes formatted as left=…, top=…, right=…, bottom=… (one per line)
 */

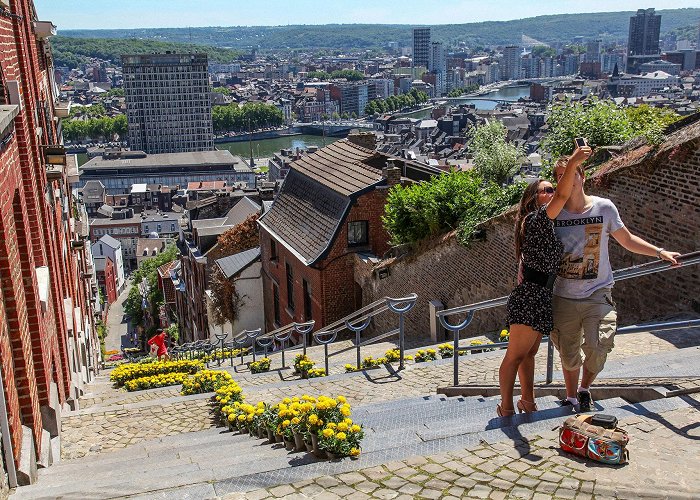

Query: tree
left=471, top=120, right=523, bottom=185
left=209, top=214, right=260, bottom=326
left=542, top=98, right=680, bottom=159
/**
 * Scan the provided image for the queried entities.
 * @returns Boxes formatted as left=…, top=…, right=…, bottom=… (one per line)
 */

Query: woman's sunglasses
left=538, top=187, right=555, bottom=194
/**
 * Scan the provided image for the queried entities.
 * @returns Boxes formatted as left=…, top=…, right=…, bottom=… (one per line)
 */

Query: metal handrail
left=312, top=294, right=418, bottom=375
left=436, top=251, right=700, bottom=386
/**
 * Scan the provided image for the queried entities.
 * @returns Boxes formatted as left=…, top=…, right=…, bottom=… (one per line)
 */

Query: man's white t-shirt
left=553, top=196, right=625, bottom=299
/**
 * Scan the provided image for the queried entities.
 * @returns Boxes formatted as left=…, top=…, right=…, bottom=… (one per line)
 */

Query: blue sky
left=35, top=1, right=700, bottom=31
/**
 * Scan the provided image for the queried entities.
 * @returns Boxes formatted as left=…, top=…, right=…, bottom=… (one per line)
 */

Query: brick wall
left=0, top=0, right=98, bottom=472
left=358, top=133, right=700, bottom=342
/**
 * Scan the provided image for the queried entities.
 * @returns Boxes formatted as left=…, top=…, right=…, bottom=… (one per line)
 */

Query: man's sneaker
left=577, top=391, right=593, bottom=412
left=559, top=399, right=574, bottom=407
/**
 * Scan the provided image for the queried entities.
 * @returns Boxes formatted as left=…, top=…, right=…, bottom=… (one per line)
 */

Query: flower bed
left=249, top=357, right=271, bottom=374
left=181, top=370, right=234, bottom=395
left=414, top=349, right=437, bottom=363
left=110, top=360, right=203, bottom=386
left=216, top=392, right=365, bottom=460
left=124, top=372, right=189, bottom=392
left=202, top=348, right=247, bottom=363
left=307, top=368, right=326, bottom=378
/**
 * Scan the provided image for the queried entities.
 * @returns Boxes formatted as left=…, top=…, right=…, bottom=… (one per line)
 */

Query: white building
left=502, top=46, right=521, bottom=81
left=208, top=247, right=263, bottom=341
left=92, top=234, right=126, bottom=294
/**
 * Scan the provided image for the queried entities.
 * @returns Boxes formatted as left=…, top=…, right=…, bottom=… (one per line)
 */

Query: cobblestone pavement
left=221, top=402, right=700, bottom=500
left=59, top=327, right=700, bottom=460
left=60, top=398, right=217, bottom=459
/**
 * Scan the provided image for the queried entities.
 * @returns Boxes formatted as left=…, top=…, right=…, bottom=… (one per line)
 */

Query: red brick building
left=0, top=1, right=98, bottom=485
left=96, top=257, right=117, bottom=306
left=258, top=139, right=438, bottom=335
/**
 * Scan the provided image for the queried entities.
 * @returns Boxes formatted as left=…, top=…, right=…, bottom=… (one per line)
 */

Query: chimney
left=382, top=159, right=402, bottom=187
left=347, top=132, right=376, bottom=151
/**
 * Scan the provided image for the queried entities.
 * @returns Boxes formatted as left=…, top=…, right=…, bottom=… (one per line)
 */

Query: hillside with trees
left=52, top=36, right=242, bottom=68
left=56, top=8, right=700, bottom=51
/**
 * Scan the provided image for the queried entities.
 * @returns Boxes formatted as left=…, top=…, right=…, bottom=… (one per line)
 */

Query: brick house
left=95, top=257, right=117, bottom=306
left=0, top=1, right=99, bottom=485
left=258, top=138, right=439, bottom=335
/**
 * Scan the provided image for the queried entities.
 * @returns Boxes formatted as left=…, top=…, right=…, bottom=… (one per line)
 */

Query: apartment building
left=123, top=53, right=214, bottom=154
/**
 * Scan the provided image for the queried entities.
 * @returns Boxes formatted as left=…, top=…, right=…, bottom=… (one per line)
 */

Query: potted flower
left=414, top=349, right=437, bottom=363
left=250, top=357, right=271, bottom=374
left=438, top=343, right=454, bottom=358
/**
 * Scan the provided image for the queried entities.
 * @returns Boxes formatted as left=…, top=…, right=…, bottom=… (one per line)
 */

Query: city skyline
left=35, top=0, right=700, bottom=31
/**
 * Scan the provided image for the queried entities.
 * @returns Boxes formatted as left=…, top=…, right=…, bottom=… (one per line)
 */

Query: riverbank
left=214, top=128, right=302, bottom=144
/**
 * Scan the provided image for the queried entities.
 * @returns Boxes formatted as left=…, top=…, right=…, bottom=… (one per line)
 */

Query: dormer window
left=348, top=221, right=369, bottom=246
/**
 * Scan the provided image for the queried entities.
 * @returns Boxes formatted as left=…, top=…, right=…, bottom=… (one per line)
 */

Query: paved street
left=105, top=279, right=134, bottom=353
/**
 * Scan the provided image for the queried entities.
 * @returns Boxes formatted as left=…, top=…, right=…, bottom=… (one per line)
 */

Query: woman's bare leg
left=499, top=324, right=542, bottom=413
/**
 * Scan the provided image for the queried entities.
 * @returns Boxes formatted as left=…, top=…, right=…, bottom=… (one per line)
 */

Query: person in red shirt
left=147, top=330, right=170, bottom=361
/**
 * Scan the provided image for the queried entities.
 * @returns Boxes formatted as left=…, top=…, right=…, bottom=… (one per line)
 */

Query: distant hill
left=57, top=8, right=700, bottom=51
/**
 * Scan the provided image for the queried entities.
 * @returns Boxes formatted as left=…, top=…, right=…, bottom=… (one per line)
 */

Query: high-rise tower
left=123, top=53, right=214, bottom=154
left=413, top=27, right=432, bottom=71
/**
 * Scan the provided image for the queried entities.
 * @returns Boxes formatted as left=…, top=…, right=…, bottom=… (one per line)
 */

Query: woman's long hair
left=514, top=179, right=544, bottom=260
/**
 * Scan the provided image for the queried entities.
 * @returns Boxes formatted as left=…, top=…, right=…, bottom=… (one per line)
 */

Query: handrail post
left=546, top=336, right=554, bottom=384
left=453, top=326, right=460, bottom=387
left=386, top=294, right=418, bottom=371
left=324, top=344, right=329, bottom=376
left=214, top=332, right=226, bottom=367
left=438, top=310, right=474, bottom=386
left=246, top=328, right=261, bottom=363
left=345, top=317, right=371, bottom=371
left=293, top=321, right=315, bottom=357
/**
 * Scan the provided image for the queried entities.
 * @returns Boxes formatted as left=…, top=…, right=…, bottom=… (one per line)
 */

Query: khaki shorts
left=551, top=288, right=617, bottom=375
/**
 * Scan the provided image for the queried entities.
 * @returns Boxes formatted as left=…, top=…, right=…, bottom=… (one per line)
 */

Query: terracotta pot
left=275, top=433, right=284, bottom=443
left=326, top=451, right=340, bottom=460
left=304, top=439, right=314, bottom=453
left=284, top=438, right=295, bottom=451
left=258, top=425, right=266, bottom=439
left=293, top=432, right=306, bottom=452
left=266, top=428, right=275, bottom=443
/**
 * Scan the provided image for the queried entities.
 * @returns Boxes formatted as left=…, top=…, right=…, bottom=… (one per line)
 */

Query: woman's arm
left=546, top=145, right=592, bottom=219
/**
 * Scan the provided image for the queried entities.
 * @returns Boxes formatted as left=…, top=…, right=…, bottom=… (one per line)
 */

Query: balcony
left=46, top=165, right=64, bottom=182
left=33, top=21, right=56, bottom=39
left=55, top=99, right=71, bottom=119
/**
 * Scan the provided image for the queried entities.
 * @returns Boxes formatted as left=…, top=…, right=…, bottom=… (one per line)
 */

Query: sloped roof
left=224, top=196, right=261, bottom=226
left=98, top=234, right=121, bottom=249
left=259, top=169, right=350, bottom=265
left=290, top=139, right=383, bottom=197
left=215, top=247, right=261, bottom=279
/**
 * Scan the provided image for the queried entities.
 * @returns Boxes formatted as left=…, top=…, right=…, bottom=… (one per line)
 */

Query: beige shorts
left=551, top=288, right=617, bottom=375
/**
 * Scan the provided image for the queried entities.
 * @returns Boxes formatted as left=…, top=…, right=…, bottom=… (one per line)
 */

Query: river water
left=406, top=85, right=531, bottom=120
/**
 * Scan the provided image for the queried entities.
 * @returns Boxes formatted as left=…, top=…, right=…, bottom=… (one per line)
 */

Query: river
left=405, top=85, right=531, bottom=120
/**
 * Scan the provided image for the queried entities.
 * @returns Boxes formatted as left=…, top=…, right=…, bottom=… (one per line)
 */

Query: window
left=303, top=279, right=312, bottom=320
left=286, top=262, right=295, bottom=311
left=347, top=221, right=369, bottom=246
left=270, top=240, right=277, bottom=261
left=273, top=284, right=280, bottom=326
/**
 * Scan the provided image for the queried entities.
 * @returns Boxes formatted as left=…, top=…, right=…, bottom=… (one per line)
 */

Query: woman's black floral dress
left=506, top=204, right=563, bottom=335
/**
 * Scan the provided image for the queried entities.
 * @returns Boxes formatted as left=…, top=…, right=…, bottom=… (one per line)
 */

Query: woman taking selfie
left=497, top=141, right=592, bottom=416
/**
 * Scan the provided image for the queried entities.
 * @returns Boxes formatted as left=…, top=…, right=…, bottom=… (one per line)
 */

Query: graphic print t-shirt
left=553, top=196, right=624, bottom=299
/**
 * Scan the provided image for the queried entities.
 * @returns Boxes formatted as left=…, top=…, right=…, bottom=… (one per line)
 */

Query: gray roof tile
left=215, top=247, right=261, bottom=279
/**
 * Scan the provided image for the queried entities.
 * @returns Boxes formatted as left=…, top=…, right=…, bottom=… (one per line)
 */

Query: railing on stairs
left=437, top=251, right=700, bottom=387
left=312, top=294, right=418, bottom=375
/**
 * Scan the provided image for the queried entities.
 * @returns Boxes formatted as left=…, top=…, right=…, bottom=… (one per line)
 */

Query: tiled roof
left=259, top=169, right=350, bottom=265
left=224, top=196, right=261, bottom=225
left=291, top=139, right=383, bottom=197
left=215, top=247, right=261, bottom=279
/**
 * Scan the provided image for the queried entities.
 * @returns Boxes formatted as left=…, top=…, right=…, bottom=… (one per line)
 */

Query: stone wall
left=357, top=124, right=700, bottom=342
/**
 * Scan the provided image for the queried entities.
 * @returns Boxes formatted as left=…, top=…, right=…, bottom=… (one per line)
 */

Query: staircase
left=11, top=392, right=694, bottom=499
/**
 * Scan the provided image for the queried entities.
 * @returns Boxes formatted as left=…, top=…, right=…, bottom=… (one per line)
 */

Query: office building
left=413, top=27, right=432, bottom=71
left=123, top=53, right=214, bottom=154
left=628, top=8, right=661, bottom=56
left=585, top=40, right=602, bottom=63
left=430, top=42, right=447, bottom=96
left=502, top=46, right=521, bottom=81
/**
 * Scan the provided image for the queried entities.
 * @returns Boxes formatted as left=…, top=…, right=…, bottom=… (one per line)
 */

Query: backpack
left=559, top=414, right=629, bottom=465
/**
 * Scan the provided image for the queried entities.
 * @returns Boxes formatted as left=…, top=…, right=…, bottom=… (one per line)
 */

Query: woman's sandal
left=496, top=403, right=516, bottom=417
left=517, top=399, right=538, bottom=413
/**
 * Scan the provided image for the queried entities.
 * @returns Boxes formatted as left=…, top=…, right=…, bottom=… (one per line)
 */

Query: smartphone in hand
left=574, top=137, right=587, bottom=148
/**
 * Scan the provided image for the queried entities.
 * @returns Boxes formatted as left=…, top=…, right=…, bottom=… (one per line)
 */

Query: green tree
left=471, top=121, right=523, bottom=185
left=542, top=98, right=680, bottom=159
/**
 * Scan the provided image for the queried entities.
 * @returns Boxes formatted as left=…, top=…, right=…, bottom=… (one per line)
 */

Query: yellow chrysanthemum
left=322, top=428, right=334, bottom=438
left=336, top=432, right=347, bottom=441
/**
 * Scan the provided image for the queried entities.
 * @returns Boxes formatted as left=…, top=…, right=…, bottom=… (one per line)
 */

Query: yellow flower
left=238, top=415, right=245, bottom=422
left=349, top=448, right=360, bottom=457
left=228, top=414, right=236, bottom=422
left=336, top=432, right=346, bottom=441
left=337, top=422, right=348, bottom=432
left=340, top=405, right=351, bottom=417
left=308, top=414, right=318, bottom=425
left=343, top=418, right=353, bottom=425
left=327, top=422, right=337, bottom=430
left=282, top=420, right=290, bottom=428
left=350, top=424, right=361, bottom=433
left=282, top=398, right=292, bottom=404
left=337, top=395, right=347, bottom=403
left=322, top=428, right=334, bottom=438
left=291, top=417, right=300, bottom=425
